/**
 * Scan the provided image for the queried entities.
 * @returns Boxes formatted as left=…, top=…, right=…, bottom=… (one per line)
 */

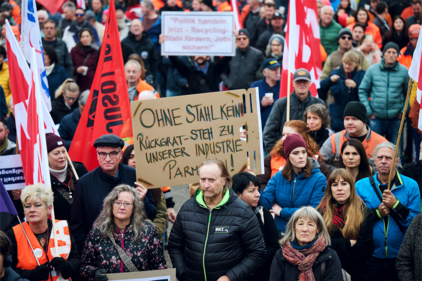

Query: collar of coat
left=195, top=187, right=231, bottom=210
left=291, top=91, right=312, bottom=102
left=343, top=125, right=372, bottom=142
left=379, top=58, right=399, bottom=71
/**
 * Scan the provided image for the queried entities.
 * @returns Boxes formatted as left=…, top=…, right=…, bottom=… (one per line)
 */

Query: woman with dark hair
left=70, top=28, right=98, bottom=92
left=43, top=44, right=69, bottom=103
left=121, top=145, right=176, bottom=239
left=260, top=134, right=326, bottom=234
left=347, top=8, right=382, bottom=49
left=317, top=169, right=374, bottom=280
left=338, top=138, right=372, bottom=183
left=232, top=172, right=279, bottom=281
left=303, top=104, right=333, bottom=148
left=334, top=0, right=355, bottom=23
left=383, top=16, right=409, bottom=50
left=257, top=120, right=330, bottom=190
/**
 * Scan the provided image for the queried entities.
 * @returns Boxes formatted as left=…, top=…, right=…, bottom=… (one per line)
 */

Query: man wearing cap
left=359, top=42, right=409, bottom=146
left=86, top=10, right=105, bottom=43
left=398, top=24, right=421, bottom=69
left=320, top=101, right=387, bottom=172
left=319, top=6, right=342, bottom=56
left=250, top=58, right=281, bottom=135
left=255, top=11, right=285, bottom=54
left=70, top=134, right=157, bottom=253
left=263, top=68, right=324, bottom=152
left=221, top=29, right=265, bottom=90
left=320, top=28, right=369, bottom=82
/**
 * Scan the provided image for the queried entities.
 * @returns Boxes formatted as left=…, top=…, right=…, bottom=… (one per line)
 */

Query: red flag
left=36, top=0, right=66, bottom=16
left=280, top=0, right=322, bottom=98
left=68, top=0, right=132, bottom=171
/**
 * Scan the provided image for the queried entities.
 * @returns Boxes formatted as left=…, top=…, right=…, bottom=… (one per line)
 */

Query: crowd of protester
left=2, top=0, right=422, bottom=280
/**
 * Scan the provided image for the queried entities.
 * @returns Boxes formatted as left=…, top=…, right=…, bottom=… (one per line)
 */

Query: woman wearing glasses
left=80, top=184, right=167, bottom=281
left=50, top=78, right=80, bottom=124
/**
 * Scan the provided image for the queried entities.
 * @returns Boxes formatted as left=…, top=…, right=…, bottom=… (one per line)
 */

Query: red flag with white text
left=280, top=0, right=322, bottom=98
left=68, top=0, right=132, bottom=171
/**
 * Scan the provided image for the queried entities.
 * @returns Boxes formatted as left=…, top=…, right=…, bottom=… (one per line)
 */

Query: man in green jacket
left=319, top=6, right=342, bottom=56
left=358, top=42, right=410, bottom=146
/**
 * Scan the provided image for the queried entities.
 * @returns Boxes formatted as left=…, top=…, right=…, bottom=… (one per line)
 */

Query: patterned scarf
left=322, top=199, right=346, bottom=230
left=282, top=234, right=326, bottom=281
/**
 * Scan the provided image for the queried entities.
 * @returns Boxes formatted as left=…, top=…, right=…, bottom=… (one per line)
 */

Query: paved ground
left=163, top=184, right=190, bottom=269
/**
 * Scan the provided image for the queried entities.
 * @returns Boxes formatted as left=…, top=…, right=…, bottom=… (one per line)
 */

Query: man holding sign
left=168, top=160, right=266, bottom=281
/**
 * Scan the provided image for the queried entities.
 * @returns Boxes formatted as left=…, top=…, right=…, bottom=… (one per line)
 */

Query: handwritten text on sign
left=131, top=89, right=263, bottom=188
left=161, top=12, right=235, bottom=56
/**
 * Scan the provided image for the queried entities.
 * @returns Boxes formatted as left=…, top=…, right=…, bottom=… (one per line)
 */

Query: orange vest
left=398, top=46, right=412, bottom=69
left=270, top=154, right=319, bottom=177
left=135, top=79, right=159, bottom=100
left=330, top=129, right=387, bottom=162
left=13, top=220, right=71, bottom=281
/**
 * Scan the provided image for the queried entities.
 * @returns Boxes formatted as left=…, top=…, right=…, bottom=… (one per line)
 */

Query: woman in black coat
left=50, top=79, right=80, bottom=124
left=232, top=172, right=280, bottom=281
left=317, top=169, right=374, bottom=281
left=46, top=133, right=88, bottom=222
left=382, top=16, right=409, bottom=50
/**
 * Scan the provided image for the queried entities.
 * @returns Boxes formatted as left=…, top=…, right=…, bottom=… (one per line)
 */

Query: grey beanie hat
left=269, top=34, right=285, bottom=47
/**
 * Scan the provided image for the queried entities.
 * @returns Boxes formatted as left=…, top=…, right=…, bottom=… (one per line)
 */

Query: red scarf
left=282, top=234, right=326, bottom=281
left=322, top=199, right=346, bottom=229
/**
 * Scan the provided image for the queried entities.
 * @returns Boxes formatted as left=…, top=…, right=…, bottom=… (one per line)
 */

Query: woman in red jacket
left=70, top=28, right=99, bottom=92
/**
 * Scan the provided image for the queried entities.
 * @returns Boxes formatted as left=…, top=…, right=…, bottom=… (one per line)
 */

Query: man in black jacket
left=122, top=19, right=158, bottom=83
left=70, top=134, right=156, bottom=253
left=255, top=11, right=285, bottom=54
left=221, top=29, right=265, bottom=90
left=42, top=20, right=73, bottom=77
left=168, top=160, right=266, bottom=281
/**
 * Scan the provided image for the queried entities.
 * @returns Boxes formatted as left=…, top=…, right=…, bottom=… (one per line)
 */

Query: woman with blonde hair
left=80, top=184, right=166, bottom=280
left=269, top=206, right=343, bottom=280
left=6, top=183, right=80, bottom=280
left=317, top=169, right=374, bottom=280
left=257, top=120, right=329, bottom=190
left=319, top=50, right=366, bottom=132
left=260, top=134, right=326, bottom=235
left=50, top=79, right=80, bottom=124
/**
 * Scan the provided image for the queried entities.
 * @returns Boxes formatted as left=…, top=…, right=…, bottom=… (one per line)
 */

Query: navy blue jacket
left=163, top=56, right=189, bottom=95
left=319, top=66, right=365, bottom=131
left=250, top=78, right=280, bottom=133
left=47, top=64, right=69, bottom=103
left=70, top=163, right=157, bottom=254
left=58, top=108, right=80, bottom=150
left=0, top=85, right=7, bottom=118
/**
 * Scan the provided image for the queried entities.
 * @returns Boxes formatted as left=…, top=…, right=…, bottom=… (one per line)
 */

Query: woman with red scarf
left=317, top=169, right=375, bottom=280
left=269, top=206, right=342, bottom=281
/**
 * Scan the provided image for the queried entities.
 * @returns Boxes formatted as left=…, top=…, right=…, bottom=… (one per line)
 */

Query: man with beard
left=0, top=118, right=15, bottom=156
left=255, top=11, right=285, bottom=54
left=161, top=34, right=232, bottom=94
left=352, top=23, right=366, bottom=47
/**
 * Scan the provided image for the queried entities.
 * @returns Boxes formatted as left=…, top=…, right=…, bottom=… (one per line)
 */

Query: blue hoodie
left=260, top=158, right=326, bottom=232
left=356, top=172, right=421, bottom=259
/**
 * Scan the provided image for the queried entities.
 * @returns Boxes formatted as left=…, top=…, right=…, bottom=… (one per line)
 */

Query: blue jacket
left=330, top=0, right=340, bottom=11
left=356, top=173, right=421, bottom=259
left=58, top=108, right=80, bottom=150
left=47, top=64, right=69, bottom=103
left=250, top=78, right=280, bottom=133
left=260, top=158, right=326, bottom=232
left=163, top=56, right=189, bottom=95
left=320, top=66, right=366, bottom=131
left=142, top=15, right=161, bottom=53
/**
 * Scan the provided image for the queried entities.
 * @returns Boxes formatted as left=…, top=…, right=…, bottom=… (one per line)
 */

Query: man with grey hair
left=122, top=19, right=158, bottom=83
left=250, top=58, right=281, bottom=135
left=58, top=89, right=90, bottom=149
left=59, top=2, right=77, bottom=34
left=38, top=10, right=49, bottom=37
left=86, top=10, right=105, bottom=43
left=356, top=142, right=421, bottom=280
left=125, top=59, right=157, bottom=101
left=319, top=5, right=341, bottom=56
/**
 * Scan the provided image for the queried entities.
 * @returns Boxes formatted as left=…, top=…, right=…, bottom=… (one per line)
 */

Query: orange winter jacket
left=398, top=45, right=413, bottom=69
left=347, top=22, right=382, bottom=50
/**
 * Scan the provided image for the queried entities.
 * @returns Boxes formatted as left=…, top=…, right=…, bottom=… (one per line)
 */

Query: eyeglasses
left=76, top=13, right=84, bottom=17
left=114, top=201, right=133, bottom=208
left=341, top=36, right=352, bottom=41
left=97, top=150, right=121, bottom=159
left=64, top=94, right=77, bottom=101
left=236, top=37, right=248, bottom=41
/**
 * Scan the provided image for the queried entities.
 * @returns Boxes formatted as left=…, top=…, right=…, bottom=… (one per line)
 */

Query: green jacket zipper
left=202, top=209, right=212, bottom=281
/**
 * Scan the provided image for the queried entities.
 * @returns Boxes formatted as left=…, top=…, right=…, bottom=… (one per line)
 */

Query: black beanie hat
left=202, top=0, right=214, bottom=10
left=383, top=42, right=400, bottom=55
left=343, top=101, right=367, bottom=124
left=46, top=133, right=65, bottom=153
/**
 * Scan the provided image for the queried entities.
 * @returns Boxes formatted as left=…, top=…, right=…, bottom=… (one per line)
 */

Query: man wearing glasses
left=320, top=28, right=370, bottom=83
left=62, top=7, right=101, bottom=53
left=70, top=134, right=156, bottom=254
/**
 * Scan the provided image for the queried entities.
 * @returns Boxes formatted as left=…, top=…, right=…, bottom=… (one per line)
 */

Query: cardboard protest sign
left=161, top=12, right=235, bottom=56
left=106, top=269, right=176, bottom=280
left=0, top=155, right=25, bottom=191
left=131, top=88, right=264, bottom=188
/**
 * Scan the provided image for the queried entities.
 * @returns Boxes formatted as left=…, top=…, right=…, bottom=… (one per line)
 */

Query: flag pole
left=286, top=71, right=291, bottom=122
left=66, top=153, right=79, bottom=180
left=387, top=78, right=413, bottom=190
left=16, top=216, right=40, bottom=266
